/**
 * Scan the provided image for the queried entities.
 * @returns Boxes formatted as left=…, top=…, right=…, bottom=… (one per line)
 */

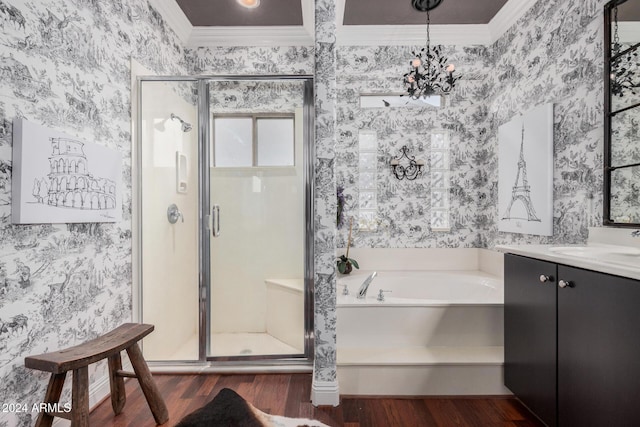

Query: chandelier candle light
left=391, top=146, right=425, bottom=180
left=403, top=0, right=460, bottom=98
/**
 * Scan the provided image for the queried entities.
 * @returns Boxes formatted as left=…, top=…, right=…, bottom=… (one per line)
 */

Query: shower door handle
left=212, top=204, right=220, bottom=237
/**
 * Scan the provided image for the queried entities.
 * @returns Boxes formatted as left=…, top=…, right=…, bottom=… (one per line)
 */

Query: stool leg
left=35, top=372, right=66, bottom=427
left=108, top=353, right=126, bottom=414
left=71, top=366, right=89, bottom=427
left=126, top=343, right=168, bottom=424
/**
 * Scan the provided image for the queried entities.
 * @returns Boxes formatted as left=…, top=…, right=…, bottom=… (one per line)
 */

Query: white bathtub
left=336, top=268, right=507, bottom=395
left=337, top=270, right=503, bottom=305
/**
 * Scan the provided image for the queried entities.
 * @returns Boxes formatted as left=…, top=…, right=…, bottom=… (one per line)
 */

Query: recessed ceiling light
left=237, top=0, right=260, bottom=9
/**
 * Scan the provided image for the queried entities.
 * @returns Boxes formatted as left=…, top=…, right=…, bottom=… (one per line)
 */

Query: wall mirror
left=604, top=0, right=640, bottom=226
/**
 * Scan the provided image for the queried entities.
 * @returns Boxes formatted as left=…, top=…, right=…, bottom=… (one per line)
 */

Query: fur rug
left=176, top=388, right=331, bottom=427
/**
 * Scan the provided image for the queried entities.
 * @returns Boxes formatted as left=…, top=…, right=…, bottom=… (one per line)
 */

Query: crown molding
left=337, top=24, right=492, bottom=46
left=154, top=0, right=537, bottom=48
left=302, top=0, right=314, bottom=42
left=148, top=0, right=192, bottom=45
left=487, top=0, right=538, bottom=42
left=187, top=26, right=314, bottom=47
left=335, top=0, right=536, bottom=46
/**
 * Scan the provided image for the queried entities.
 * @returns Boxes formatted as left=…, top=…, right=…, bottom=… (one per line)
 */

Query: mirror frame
left=603, top=0, right=640, bottom=227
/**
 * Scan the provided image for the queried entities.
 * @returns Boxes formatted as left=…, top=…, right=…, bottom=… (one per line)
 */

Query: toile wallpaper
left=0, top=0, right=621, bottom=422
left=335, top=45, right=492, bottom=248
left=186, top=46, right=313, bottom=75
left=0, top=0, right=188, bottom=425
left=208, top=80, right=306, bottom=114
left=312, top=0, right=338, bottom=389
left=336, top=0, right=609, bottom=250
left=487, top=0, right=606, bottom=246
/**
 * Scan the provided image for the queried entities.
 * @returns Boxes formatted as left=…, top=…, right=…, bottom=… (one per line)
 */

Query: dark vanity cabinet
left=505, top=254, right=557, bottom=427
left=505, top=254, right=640, bottom=427
left=557, top=264, right=640, bottom=427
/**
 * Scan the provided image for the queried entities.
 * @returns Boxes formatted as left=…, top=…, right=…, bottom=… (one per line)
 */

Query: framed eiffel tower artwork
left=498, top=104, right=554, bottom=236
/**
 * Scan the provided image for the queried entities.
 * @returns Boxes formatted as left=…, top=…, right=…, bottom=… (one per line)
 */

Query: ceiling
left=155, top=0, right=640, bottom=47
left=343, top=0, right=509, bottom=25
left=175, top=0, right=511, bottom=27
left=175, top=0, right=303, bottom=26
left=619, top=0, right=640, bottom=22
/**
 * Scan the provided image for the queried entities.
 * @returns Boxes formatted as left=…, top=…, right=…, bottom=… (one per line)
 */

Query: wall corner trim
left=311, top=379, right=340, bottom=407
left=488, top=0, right=538, bottom=43
left=148, top=0, right=192, bottom=45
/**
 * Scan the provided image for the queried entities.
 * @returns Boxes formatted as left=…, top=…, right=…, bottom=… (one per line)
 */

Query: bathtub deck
left=338, top=346, right=508, bottom=396
left=337, top=265, right=506, bottom=396
left=338, top=345, right=504, bottom=366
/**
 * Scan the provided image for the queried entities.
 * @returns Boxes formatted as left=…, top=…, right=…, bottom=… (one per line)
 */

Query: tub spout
left=357, top=272, right=377, bottom=299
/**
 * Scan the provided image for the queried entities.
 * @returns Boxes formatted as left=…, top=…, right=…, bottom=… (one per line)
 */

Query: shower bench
left=25, top=323, right=168, bottom=427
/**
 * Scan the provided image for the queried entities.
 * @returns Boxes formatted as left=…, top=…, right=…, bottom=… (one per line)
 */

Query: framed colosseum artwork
left=11, top=119, right=122, bottom=224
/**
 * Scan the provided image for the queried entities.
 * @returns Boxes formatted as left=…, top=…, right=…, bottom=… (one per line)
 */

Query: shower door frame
left=136, top=75, right=315, bottom=365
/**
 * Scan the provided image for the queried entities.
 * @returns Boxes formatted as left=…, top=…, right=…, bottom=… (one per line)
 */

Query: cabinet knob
left=539, top=275, right=552, bottom=283
left=559, top=280, right=573, bottom=289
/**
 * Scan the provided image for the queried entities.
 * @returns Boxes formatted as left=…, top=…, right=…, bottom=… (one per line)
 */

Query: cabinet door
left=505, top=254, right=557, bottom=427
left=558, top=266, right=640, bottom=427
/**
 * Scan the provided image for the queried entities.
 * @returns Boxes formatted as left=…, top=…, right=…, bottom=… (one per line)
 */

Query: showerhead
left=171, top=113, right=192, bottom=133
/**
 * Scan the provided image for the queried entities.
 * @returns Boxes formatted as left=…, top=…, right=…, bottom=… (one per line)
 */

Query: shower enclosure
left=136, top=76, right=314, bottom=364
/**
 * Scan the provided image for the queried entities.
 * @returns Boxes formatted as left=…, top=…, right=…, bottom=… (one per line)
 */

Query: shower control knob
left=167, top=204, right=184, bottom=224
left=539, top=275, right=552, bottom=283
left=559, top=280, right=573, bottom=289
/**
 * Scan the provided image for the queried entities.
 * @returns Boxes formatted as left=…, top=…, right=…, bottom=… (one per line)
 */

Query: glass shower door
left=207, top=79, right=307, bottom=359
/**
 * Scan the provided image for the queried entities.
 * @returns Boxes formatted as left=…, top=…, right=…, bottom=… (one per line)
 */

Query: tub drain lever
left=377, top=289, right=392, bottom=302
left=342, top=284, right=349, bottom=296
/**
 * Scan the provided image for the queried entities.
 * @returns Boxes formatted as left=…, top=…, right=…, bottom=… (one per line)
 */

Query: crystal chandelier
left=403, top=0, right=460, bottom=99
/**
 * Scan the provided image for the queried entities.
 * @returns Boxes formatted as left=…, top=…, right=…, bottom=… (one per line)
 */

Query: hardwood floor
left=90, top=374, right=544, bottom=427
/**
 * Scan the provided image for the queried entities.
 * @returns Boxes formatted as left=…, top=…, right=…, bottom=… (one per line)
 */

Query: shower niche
left=137, top=77, right=314, bottom=365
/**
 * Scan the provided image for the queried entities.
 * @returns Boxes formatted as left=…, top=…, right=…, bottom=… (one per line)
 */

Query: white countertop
left=496, top=243, right=640, bottom=281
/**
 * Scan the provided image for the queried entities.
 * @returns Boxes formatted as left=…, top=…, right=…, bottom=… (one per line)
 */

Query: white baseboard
left=53, top=359, right=133, bottom=427
left=311, top=379, right=339, bottom=407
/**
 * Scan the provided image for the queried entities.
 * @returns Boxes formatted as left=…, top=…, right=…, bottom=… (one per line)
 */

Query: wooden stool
left=25, top=323, right=168, bottom=427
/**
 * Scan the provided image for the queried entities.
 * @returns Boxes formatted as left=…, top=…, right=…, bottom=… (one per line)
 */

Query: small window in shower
left=214, top=117, right=253, bottom=167
left=213, top=114, right=294, bottom=167
left=358, top=130, right=378, bottom=231
left=256, top=118, right=294, bottom=166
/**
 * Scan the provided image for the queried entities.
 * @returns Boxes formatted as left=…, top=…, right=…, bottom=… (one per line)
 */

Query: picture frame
left=11, top=119, right=122, bottom=224
left=498, top=103, right=554, bottom=236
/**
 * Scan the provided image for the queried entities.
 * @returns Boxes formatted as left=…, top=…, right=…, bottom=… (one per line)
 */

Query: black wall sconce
left=390, top=145, right=425, bottom=180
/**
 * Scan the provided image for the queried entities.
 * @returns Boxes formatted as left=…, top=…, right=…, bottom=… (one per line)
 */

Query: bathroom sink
left=548, top=245, right=640, bottom=258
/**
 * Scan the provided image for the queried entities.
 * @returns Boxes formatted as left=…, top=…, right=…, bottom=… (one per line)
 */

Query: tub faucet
left=632, top=230, right=640, bottom=238
left=357, top=272, right=377, bottom=299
